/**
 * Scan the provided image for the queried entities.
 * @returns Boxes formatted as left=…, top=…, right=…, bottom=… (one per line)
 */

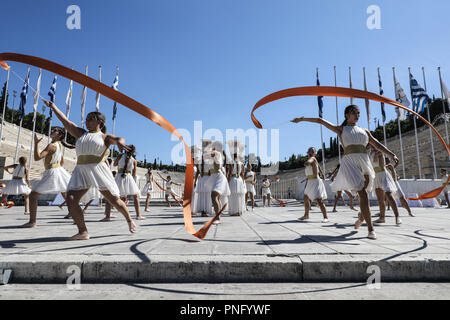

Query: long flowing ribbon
left=0, top=52, right=215, bottom=239
left=153, top=180, right=183, bottom=205
left=251, top=86, right=450, bottom=200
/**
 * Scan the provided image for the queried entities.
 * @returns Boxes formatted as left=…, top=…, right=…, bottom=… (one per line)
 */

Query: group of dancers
left=0, top=101, right=447, bottom=241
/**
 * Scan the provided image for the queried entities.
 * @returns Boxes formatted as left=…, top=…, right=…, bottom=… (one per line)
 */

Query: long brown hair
left=122, top=144, right=136, bottom=178
left=51, top=126, right=75, bottom=149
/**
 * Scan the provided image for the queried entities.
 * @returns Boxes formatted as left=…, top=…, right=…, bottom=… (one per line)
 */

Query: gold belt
left=233, top=174, right=240, bottom=178
left=343, top=144, right=366, bottom=155
left=77, top=155, right=106, bottom=165
left=12, top=176, right=23, bottom=180
left=374, top=166, right=385, bottom=173
left=209, top=169, right=220, bottom=175
left=262, top=186, right=270, bottom=188
left=307, top=174, right=318, bottom=180
left=118, top=169, right=131, bottom=174
left=45, top=163, right=61, bottom=170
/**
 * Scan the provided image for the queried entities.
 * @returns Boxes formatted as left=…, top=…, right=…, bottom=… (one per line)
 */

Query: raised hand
left=34, top=133, right=43, bottom=144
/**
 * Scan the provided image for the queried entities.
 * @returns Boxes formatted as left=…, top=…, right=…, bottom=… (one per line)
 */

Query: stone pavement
left=0, top=202, right=449, bottom=283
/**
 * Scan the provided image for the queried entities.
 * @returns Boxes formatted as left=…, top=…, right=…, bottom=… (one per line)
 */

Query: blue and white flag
left=19, top=68, right=30, bottom=121
left=112, top=71, right=119, bottom=120
left=409, top=73, right=429, bottom=114
left=47, top=75, right=57, bottom=119
left=377, top=70, right=386, bottom=123
left=316, top=69, right=323, bottom=118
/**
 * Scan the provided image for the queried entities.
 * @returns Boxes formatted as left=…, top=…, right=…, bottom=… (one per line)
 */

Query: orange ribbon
left=153, top=180, right=183, bottom=205
left=251, top=86, right=450, bottom=200
left=0, top=52, right=216, bottom=239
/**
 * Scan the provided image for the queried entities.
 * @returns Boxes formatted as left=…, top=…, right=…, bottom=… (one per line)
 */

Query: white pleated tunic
left=262, top=179, right=271, bottom=196
left=67, top=131, right=120, bottom=197
left=141, top=172, right=154, bottom=195
left=228, top=161, right=246, bottom=214
left=206, top=152, right=231, bottom=198
left=330, top=125, right=375, bottom=192
left=304, top=165, right=327, bottom=200
left=3, top=165, right=31, bottom=195
left=115, top=155, right=140, bottom=197
left=371, top=153, right=398, bottom=194
left=32, top=142, right=71, bottom=194
left=80, top=186, right=101, bottom=203
left=191, top=166, right=199, bottom=213
left=244, top=171, right=256, bottom=195
left=196, top=160, right=214, bottom=215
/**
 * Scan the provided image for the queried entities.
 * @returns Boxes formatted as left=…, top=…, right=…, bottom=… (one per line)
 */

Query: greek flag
left=316, top=70, right=323, bottom=118
left=47, top=75, right=57, bottom=120
left=377, top=70, right=386, bottom=123
left=112, top=71, right=119, bottom=120
left=409, top=73, right=429, bottom=114
left=19, top=68, right=30, bottom=121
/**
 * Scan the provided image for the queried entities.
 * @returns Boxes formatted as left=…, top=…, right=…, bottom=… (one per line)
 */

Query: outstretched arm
left=157, top=172, right=168, bottom=182
left=132, top=160, right=137, bottom=179
left=43, top=99, right=85, bottom=139
left=105, top=134, right=131, bottom=154
left=291, top=117, right=342, bottom=136
left=113, top=153, right=123, bottom=167
left=4, top=164, right=17, bottom=174
left=367, top=130, right=399, bottom=167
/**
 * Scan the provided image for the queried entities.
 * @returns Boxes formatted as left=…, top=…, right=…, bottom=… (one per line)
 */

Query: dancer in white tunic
left=196, top=140, right=214, bottom=216
left=438, top=169, right=450, bottom=208
left=385, top=158, right=414, bottom=217
left=1, top=157, right=31, bottom=215
left=21, top=128, right=74, bottom=228
left=114, top=145, right=144, bottom=220
left=329, top=164, right=357, bottom=212
left=244, top=162, right=256, bottom=211
left=158, top=173, right=183, bottom=207
left=299, top=147, right=329, bottom=222
left=292, top=105, right=399, bottom=240
left=261, top=176, right=272, bottom=207
left=190, top=145, right=202, bottom=215
left=370, top=147, right=402, bottom=225
left=142, top=167, right=154, bottom=212
left=206, top=141, right=230, bottom=224
left=42, top=99, right=136, bottom=240
left=226, top=140, right=246, bottom=216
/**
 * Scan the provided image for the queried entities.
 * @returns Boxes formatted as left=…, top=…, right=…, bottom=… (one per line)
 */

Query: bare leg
left=101, top=200, right=113, bottom=221
left=23, top=194, right=30, bottom=214
left=386, top=191, right=401, bottom=224
left=399, top=197, right=413, bottom=216
left=133, top=195, right=144, bottom=219
left=165, top=194, right=171, bottom=207
left=250, top=192, right=255, bottom=209
left=211, top=191, right=222, bottom=224
left=445, top=192, right=450, bottom=208
left=245, top=193, right=248, bottom=210
left=267, top=194, right=271, bottom=207
left=66, top=189, right=90, bottom=240
left=373, top=188, right=386, bottom=223
left=317, top=198, right=328, bottom=221
left=263, top=195, right=266, bottom=207
left=332, top=192, right=339, bottom=212
left=21, top=191, right=40, bottom=228
left=344, top=191, right=357, bottom=211
left=300, top=195, right=310, bottom=220
left=82, top=199, right=94, bottom=214
left=100, top=190, right=136, bottom=233
left=145, top=193, right=151, bottom=211
left=356, top=188, right=375, bottom=234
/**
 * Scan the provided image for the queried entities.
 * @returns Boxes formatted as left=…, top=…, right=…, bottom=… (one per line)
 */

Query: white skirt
left=330, top=153, right=375, bottom=192
left=228, top=177, right=245, bottom=214
left=3, top=179, right=31, bottom=195
left=207, top=172, right=231, bottom=197
left=304, top=178, right=327, bottom=200
left=196, top=175, right=213, bottom=214
left=32, top=167, right=71, bottom=194
left=80, top=186, right=101, bottom=203
left=245, top=183, right=256, bottom=195
left=394, top=180, right=405, bottom=199
left=67, top=162, right=120, bottom=197
left=262, top=187, right=271, bottom=196
left=115, top=173, right=140, bottom=197
left=373, top=170, right=398, bottom=194
left=229, top=177, right=246, bottom=194
left=141, top=182, right=153, bottom=196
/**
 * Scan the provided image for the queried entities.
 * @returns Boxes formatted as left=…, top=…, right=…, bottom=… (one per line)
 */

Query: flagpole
left=377, top=67, right=387, bottom=147
left=96, top=66, right=101, bottom=112
left=421, top=66, right=437, bottom=179
left=392, top=67, right=406, bottom=178
left=437, top=67, right=449, bottom=145
left=63, top=69, right=74, bottom=157
left=334, top=66, right=341, bottom=162
left=408, top=67, right=423, bottom=179
left=0, top=68, right=10, bottom=145
left=29, top=68, right=42, bottom=170
left=14, top=67, right=30, bottom=163
left=81, top=66, right=88, bottom=129
left=111, top=66, right=119, bottom=160
left=317, top=68, right=326, bottom=174
left=363, top=67, right=371, bottom=130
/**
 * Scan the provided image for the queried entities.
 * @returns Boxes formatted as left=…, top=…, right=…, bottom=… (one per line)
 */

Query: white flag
left=65, top=79, right=73, bottom=118
left=81, top=66, right=88, bottom=128
left=32, top=69, right=42, bottom=118
left=441, top=78, right=450, bottom=105
left=394, top=75, right=409, bottom=120
left=95, top=66, right=101, bottom=112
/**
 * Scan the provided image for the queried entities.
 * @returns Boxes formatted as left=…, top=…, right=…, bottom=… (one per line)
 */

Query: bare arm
left=367, top=130, right=399, bottom=167
left=43, top=99, right=85, bottom=139
left=113, top=153, right=123, bottom=167
left=312, top=159, right=318, bottom=177
left=24, top=168, right=31, bottom=188
left=132, top=160, right=137, bottom=178
left=4, top=164, right=17, bottom=174
left=104, top=134, right=130, bottom=153
left=291, top=117, right=342, bottom=136
left=35, top=142, right=56, bottom=162
left=60, top=155, right=65, bottom=166
left=157, top=172, right=168, bottom=182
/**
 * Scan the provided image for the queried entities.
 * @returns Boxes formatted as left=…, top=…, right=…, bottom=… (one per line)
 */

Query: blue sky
left=1, top=0, right=450, bottom=164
